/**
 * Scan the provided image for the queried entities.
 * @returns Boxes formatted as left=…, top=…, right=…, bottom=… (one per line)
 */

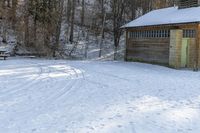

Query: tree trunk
left=53, top=0, right=64, bottom=57
left=114, top=46, right=118, bottom=60
left=81, top=0, right=85, bottom=27
left=2, top=21, right=7, bottom=43
left=69, top=0, right=75, bottom=43
left=99, top=13, right=106, bottom=57
left=24, top=0, right=29, bottom=47
left=1, top=0, right=7, bottom=43
left=67, top=0, right=71, bottom=22
left=11, top=0, right=17, bottom=30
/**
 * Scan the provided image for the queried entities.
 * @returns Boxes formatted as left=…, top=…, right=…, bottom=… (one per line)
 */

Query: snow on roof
left=123, top=6, right=200, bottom=28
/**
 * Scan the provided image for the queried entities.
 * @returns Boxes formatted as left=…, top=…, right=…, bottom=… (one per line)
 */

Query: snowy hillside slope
left=0, top=58, right=200, bottom=133
left=0, top=23, right=125, bottom=60
left=0, top=20, right=125, bottom=60
left=0, top=0, right=125, bottom=60
left=0, top=30, right=17, bottom=55
left=59, top=24, right=125, bottom=60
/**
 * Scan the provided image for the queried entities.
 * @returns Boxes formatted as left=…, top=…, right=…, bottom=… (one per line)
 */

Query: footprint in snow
left=58, top=129, right=67, bottom=133
left=31, top=129, right=37, bottom=132
left=156, top=112, right=161, bottom=116
left=116, top=114, right=122, bottom=118
left=187, top=128, right=193, bottom=131
left=128, top=109, right=134, bottom=112
left=128, top=107, right=136, bottom=112
left=99, top=117, right=103, bottom=120
left=100, top=124, right=105, bottom=127
left=117, top=125, right=123, bottom=128
left=177, top=129, right=184, bottom=132
left=162, top=108, right=167, bottom=111
left=108, top=117, right=113, bottom=120
left=86, top=126, right=95, bottom=130
left=129, top=121, right=134, bottom=124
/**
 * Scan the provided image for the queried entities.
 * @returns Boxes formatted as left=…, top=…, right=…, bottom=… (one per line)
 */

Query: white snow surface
left=123, top=6, right=200, bottom=28
left=1, top=58, right=200, bottom=133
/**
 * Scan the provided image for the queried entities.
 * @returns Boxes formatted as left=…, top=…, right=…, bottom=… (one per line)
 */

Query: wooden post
left=125, top=29, right=128, bottom=61
left=195, top=24, right=200, bottom=71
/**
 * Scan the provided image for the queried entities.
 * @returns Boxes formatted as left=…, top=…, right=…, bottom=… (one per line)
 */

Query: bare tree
left=99, top=13, right=106, bottom=57
left=81, top=0, right=85, bottom=27
left=53, top=0, right=65, bottom=57
left=111, top=0, right=125, bottom=60
left=69, top=0, right=76, bottom=43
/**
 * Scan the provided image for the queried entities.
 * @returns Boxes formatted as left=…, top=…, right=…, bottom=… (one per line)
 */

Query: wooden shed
left=123, top=0, right=200, bottom=69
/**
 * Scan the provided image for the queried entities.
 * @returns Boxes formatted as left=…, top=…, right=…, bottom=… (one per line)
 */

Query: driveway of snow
left=0, top=58, right=200, bottom=133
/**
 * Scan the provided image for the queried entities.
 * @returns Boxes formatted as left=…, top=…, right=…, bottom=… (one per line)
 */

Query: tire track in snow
left=0, top=61, right=69, bottom=98
left=2, top=64, right=87, bottom=130
left=45, top=66, right=85, bottom=104
left=0, top=61, right=66, bottom=98
left=0, top=60, right=45, bottom=98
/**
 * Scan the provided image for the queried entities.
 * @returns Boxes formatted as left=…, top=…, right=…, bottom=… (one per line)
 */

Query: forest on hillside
left=0, top=0, right=178, bottom=59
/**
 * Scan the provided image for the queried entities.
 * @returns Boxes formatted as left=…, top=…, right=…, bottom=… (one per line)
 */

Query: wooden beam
left=125, top=30, right=128, bottom=61
left=194, top=24, right=200, bottom=70
left=126, top=23, right=198, bottom=31
left=196, top=24, right=200, bottom=70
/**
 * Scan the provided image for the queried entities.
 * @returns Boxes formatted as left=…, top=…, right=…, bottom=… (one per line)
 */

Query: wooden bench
left=0, top=51, right=9, bottom=60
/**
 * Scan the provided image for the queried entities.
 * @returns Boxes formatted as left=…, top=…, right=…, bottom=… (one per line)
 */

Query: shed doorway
left=181, top=38, right=189, bottom=67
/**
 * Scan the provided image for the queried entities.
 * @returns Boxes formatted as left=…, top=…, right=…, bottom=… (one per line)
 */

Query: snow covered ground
left=0, top=58, right=200, bottom=133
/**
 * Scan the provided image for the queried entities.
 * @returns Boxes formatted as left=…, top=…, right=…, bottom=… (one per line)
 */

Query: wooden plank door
left=181, top=38, right=189, bottom=68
